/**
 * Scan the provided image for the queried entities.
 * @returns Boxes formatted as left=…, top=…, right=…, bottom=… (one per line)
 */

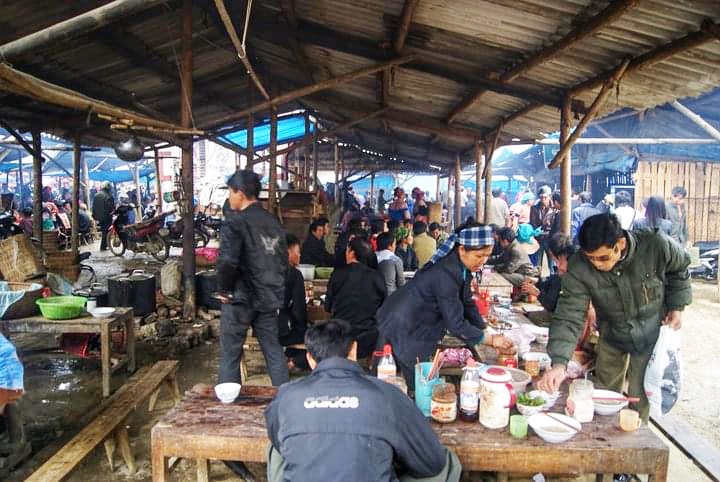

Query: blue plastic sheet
left=220, top=113, right=316, bottom=151
left=0, top=334, right=23, bottom=391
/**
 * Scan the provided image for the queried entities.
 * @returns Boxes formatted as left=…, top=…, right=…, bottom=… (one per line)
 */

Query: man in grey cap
left=530, top=185, right=555, bottom=270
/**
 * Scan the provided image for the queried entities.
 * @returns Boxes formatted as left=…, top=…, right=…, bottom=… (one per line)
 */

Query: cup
left=312, top=299, right=322, bottom=307
left=509, top=414, right=528, bottom=438
left=524, top=359, right=540, bottom=377
left=414, top=362, right=443, bottom=417
left=619, top=408, right=641, bottom=431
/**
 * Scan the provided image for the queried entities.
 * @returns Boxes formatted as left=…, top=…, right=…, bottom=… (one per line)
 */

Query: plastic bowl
left=522, top=352, right=552, bottom=370
left=214, top=382, right=241, bottom=404
left=528, top=390, right=560, bottom=410
left=528, top=413, right=581, bottom=443
left=527, top=325, right=550, bottom=345
left=516, top=401, right=544, bottom=416
left=314, top=267, right=334, bottom=279
left=89, top=307, right=116, bottom=319
left=36, top=296, right=87, bottom=320
left=593, top=389, right=628, bottom=416
left=297, top=264, right=315, bottom=281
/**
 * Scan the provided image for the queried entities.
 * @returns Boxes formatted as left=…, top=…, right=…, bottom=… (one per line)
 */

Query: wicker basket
left=49, top=265, right=81, bottom=282
left=42, top=231, right=60, bottom=253
left=2, top=282, right=44, bottom=320
left=0, top=235, right=45, bottom=282
left=45, top=251, right=79, bottom=269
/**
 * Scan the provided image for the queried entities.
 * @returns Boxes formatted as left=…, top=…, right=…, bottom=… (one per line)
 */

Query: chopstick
left=427, top=349, right=442, bottom=380
left=544, top=413, right=581, bottom=432
left=593, top=396, right=640, bottom=403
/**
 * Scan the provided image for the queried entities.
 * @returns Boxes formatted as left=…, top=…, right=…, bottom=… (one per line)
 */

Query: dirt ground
left=5, top=247, right=719, bottom=481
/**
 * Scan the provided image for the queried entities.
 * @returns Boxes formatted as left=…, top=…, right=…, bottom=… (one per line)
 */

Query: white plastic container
left=479, top=367, right=516, bottom=429
left=377, top=344, right=397, bottom=380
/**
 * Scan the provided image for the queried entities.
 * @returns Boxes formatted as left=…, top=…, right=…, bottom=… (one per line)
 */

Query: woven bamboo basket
left=0, top=235, right=45, bottom=282
left=2, top=282, right=44, bottom=320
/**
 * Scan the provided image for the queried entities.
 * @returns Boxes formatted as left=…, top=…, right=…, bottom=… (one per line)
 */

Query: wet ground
left=4, top=244, right=719, bottom=481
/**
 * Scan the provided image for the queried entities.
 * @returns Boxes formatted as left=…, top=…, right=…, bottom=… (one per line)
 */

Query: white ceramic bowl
left=593, top=389, right=628, bottom=416
left=522, top=352, right=552, bottom=370
left=214, top=382, right=241, bottom=404
left=297, top=264, right=316, bottom=281
left=528, top=413, right=581, bottom=443
left=528, top=390, right=560, bottom=409
left=497, top=296, right=512, bottom=308
left=505, top=367, right=532, bottom=394
left=516, top=401, right=544, bottom=416
left=89, top=307, right=116, bottom=318
left=527, top=325, right=549, bottom=345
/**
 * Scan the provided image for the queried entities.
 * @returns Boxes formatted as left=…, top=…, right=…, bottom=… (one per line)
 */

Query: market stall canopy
left=218, top=112, right=315, bottom=151
left=0, top=1, right=718, bottom=171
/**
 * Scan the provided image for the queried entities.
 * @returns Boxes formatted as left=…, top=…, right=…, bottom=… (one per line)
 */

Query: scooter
left=690, top=241, right=718, bottom=281
left=107, top=205, right=171, bottom=262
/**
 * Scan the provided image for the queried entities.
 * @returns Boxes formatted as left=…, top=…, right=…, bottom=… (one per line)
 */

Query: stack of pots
left=108, top=270, right=156, bottom=316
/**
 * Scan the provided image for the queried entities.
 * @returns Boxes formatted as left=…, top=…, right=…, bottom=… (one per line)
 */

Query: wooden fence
left=634, top=160, right=720, bottom=243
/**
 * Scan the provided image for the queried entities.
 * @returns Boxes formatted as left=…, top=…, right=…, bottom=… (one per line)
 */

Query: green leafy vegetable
left=517, top=393, right=545, bottom=406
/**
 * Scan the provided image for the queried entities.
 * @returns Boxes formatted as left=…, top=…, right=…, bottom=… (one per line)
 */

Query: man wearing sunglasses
left=538, top=213, right=691, bottom=422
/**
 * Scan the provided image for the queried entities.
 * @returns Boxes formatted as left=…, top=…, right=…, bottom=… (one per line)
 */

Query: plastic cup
left=509, top=414, right=528, bottom=438
left=619, top=408, right=641, bottom=431
left=414, top=362, right=443, bottom=417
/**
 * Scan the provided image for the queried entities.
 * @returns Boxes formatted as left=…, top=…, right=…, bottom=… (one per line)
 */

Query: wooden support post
left=132, top=165, right=142, bottom=222
left=548, top=59, right=630, bottom=169
left=304, top=112, right=311, bottom=190
left=475, top=142, right=483, bottom=222
left=483, top=143, right=493, bottom=225
left=31, top=130, right=42, bottom=241
left=246, top=113, right=254, bottom=171
left=115, top=425, right=136, bottom=475
left=312, top=135, right=318, bottom=191
left=435, top=175, right=440, bottom=202
left=81, top=154, right=90, bottom=207
left=334, top=142, right=340, bottom=206
left=370, top=172, right=375, bottom=210
left=103, top=437, right=116, bottom=471
left=454, top=155, right=462, bottom=228
left=154, top=148, right=162, bottom=211
left=268, top=111, right=278, bottom=215
left=447, top=175, right=452, bottom=227
left=71, top=133, right=81, bottom=257
left=560, top=95, right=573, bottom=235
left=18, top=155, right=24, bottom=209
left=196, top=458, right=210, bottom=482
left=180, top=0, right=196, bottom=320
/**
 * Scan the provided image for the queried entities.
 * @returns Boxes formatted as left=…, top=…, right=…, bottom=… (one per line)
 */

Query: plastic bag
left=644, top=325, right=682, bottom=418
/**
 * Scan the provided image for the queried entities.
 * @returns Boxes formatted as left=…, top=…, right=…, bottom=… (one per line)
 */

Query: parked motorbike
left=0, top=212, right=22, bottom=239
left=164, top=213, right=211, bottom=248
left=108, top=205, right=170, bottom=262
left=690, top=241, right=718, bottom=282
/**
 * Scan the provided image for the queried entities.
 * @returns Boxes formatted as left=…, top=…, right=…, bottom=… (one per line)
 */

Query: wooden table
left=151, top=385, right=668, bottom=482
left=1, top=308, right=135, bottom=398
left=479, top=271, right=514, bottom=297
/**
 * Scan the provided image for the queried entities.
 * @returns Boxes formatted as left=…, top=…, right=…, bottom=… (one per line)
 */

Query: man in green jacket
left=538, top=213, right=691, bottom=421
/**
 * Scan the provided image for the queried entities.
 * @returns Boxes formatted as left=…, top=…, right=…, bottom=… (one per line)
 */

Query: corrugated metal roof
left=0, top=0, right=718, bottom=170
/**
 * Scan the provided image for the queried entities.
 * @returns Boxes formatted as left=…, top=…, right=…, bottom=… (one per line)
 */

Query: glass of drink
left=619, top=409, right=641, bottom=431
left=509, top=415, right=528, bottom=438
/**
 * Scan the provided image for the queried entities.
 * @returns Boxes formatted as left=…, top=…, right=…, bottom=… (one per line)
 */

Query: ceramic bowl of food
left=214, top=382, right=241, bottom=404
left=527, top=325, right=549, bottom=345
left=516, top=393, right=546, bottom=416
left=528, top=413, right=581, bottom=443
left=528, top=390, right=560, bottom=410
left=593, top=389, right=628, bottom=416
left=505, top=367, right=532, bottom=394
left=297, top=264, right=315, bottom=281
left=522, top=352, right=552, bottom=370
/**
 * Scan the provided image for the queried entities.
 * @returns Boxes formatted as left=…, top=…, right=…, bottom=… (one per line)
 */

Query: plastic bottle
left=377, top=344, right=397, bottom=380
left=459, top=359, right=480, bottom=422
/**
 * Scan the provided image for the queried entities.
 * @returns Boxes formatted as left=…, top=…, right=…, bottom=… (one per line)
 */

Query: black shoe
left=223, top=460, right=255, bottom=480
left=613, top=475, right=639, bottom=482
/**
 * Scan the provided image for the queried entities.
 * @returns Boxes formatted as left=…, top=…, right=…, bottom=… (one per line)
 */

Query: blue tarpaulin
left=219, top=113, right=316, bottom=150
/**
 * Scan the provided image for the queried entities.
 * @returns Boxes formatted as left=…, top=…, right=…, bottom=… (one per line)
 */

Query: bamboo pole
left=475, top=143, right=483, bottom=222
left=71, top=133, right=81, bottom=257
left=0, top=63, right=194, bottom=133
left=483, top=143, right=493, bottom=225
left=670, top=100, right=720, bottom=142
left=206, top=56, right=414, bottom=130
left=447, top=175, right=452, bottom=228
left=154, top=148, right=162, bottom=211
left=334, top=142, right=340, bottom=206
left=180, top=0, right=196, bottom=320
left=454, top=155, right=462, bottom=227
left=246, top=113, right=255, bottom=171
left=435, top=175, right=440, bottom=203
left=0, top=0, right=168, bottom=59
left=132, top=165, right=142, bottom=221
left=81, top=154, right=90, bottom=207
left=560, top=95, right=572, bottom=235
left=370, top=172, right=375, bottom=211
left=312, top=138, right=318, bottom=192
left=18, top=155, right=24, bottom=209
left=269, top=111, right=278, bottom=214
left=548, top=59, right=630, bottom=169
left=31, top=130, right=42, bottom=241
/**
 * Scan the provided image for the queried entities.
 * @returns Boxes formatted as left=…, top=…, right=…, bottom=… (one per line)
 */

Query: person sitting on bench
left=488, top=227, right=538, bottom=287
left=264, top=319, right=462, bottom=482
left=280, top=234, right=308, bottom=370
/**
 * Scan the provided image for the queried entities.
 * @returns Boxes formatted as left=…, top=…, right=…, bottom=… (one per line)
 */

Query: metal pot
left=74, top=283, right=109, bottom=307
left=196, top=270, right=220, bottom=310
left=108, top=270, right=156, bottom=316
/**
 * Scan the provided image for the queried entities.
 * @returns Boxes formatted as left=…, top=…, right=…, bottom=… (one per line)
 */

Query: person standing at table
left=265, top=319, right=462, bottom=482
left=538, top=213, right=691, bottom=421
left=215, top=170, right=289, bottom=387
left=377, top=223, right=514, bottom=390
left=412, top=221, right=436, bottom=269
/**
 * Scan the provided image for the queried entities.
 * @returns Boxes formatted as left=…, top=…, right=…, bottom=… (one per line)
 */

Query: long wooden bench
left=26, top=360, right=181, bottom=482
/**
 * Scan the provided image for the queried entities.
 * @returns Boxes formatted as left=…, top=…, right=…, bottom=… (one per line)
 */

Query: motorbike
left=164, top=213, right=212, bottom=248
left=0, top=212, right=22, bottom=239
left=690, top=241, right=717, bottom=281
left=107, top=204, right=170, bottom=262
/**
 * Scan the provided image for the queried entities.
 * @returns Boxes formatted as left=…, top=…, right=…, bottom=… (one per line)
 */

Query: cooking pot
left=196, top=270, right=220, bottom=310
left=73, top=283, right=109, bottom=307
left=108, top=270, right=156, bottom=316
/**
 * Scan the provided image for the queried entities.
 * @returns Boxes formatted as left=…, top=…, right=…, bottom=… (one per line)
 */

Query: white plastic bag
left=161, top=260, right=183, bottom=297
left=644, top=325, right=682, bottom=418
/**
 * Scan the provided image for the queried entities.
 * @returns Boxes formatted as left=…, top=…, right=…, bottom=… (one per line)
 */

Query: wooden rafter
left=381, top=0, right=420, bottom=107
left=205, top=56, right=414, bottom=131
left=446, top=0, right=638, bottom=125
left=548, top=59, right=630, bottom=169
left=486, top=19, right=720, bottom=141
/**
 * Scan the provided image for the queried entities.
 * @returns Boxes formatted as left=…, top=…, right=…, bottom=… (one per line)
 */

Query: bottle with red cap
left=377, top=344, right=397, bottom=380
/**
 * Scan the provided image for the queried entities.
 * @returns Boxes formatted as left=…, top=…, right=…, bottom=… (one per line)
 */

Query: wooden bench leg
left=152, top=450, right=168, bottom=482
left=115, top=426, right=136, bottom=475
left=197, top=458, right=209, bottom=482
left=240, top=356, right=248, bottom=384
left=103, top=438, right=116, bottom=471
left=148, top=388, right=161, bottom=412
left=165, top=376, right=181, bottom=404
left=101, top=323, right=111, bottom=397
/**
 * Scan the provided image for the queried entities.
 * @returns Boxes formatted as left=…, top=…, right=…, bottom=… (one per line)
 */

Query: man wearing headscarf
left=377, top=222, right=514, bottom=389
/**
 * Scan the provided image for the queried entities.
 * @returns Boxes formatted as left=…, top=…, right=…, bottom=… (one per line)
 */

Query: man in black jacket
left=280, top=234, right=308, bottom=370
left=265, top=319, right=461, bottom=482
left=216, top=171, right=289, bottom=386
left=300, top=218, right=334, bottom=266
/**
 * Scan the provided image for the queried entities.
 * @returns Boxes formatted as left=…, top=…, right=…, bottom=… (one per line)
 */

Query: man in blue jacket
left=265, top=319, right=461, bottom=482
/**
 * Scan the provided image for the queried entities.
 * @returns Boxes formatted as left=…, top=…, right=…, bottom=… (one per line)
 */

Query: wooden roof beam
left=446, top=0, right=637, bottom=125
left=381, top=0, right=420, bottom=107
left=0, top=0, right=170, bottom=60
left=486, top=19, right=720, bottom=141
left=204, top=55, right=414, bottom=131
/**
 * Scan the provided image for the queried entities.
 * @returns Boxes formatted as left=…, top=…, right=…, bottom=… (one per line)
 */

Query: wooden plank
left=650, top=162, right=657, bottom=198
left=702, top=163, right=711, bottom=242
left=664, top=162, right=673, bottom=202
left=688, top=162, right=696, bottom=243
left=651, top=413, right=720, bottom=482
left=634, top=162, right=643, bottom=210
left=26, top=361, right=179, bottom=482
left=709, top=165, right=720, bottom=242
left=694, top=163, right=704, bottom=242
